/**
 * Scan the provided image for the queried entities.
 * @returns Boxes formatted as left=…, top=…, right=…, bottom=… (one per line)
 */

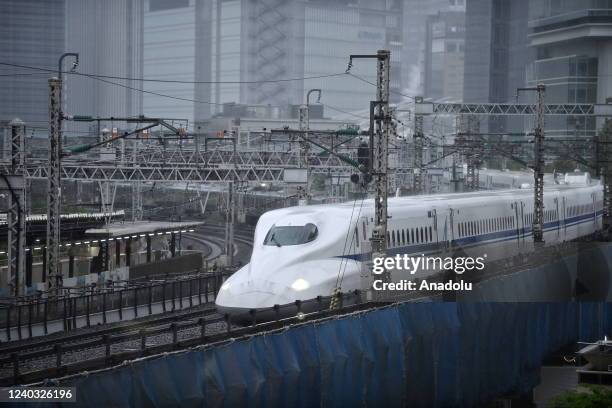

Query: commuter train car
left=216, top=174, right=603, bottom=315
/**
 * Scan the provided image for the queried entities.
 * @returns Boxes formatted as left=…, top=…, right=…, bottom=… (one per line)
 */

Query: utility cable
left=0, top=61, right=347, bottom=84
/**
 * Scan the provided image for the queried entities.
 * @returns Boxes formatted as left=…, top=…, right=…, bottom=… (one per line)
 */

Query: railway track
left=0, top=303, right=231, bottom=386
left=0, top=224, right=257, bottom=385
left=182, top=225, right=254, bottom=264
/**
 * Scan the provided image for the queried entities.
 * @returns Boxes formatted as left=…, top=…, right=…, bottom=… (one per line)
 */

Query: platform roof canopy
left=86, top=221, right=204, bottom=238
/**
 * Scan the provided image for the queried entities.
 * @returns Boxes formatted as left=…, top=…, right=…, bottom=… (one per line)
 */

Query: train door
left=513, top=201, right=520, bottom=247
left=518, top=201, right=526, bottom=249
left=446, top=208, right=455, bottom=252
left=554, top=197, right=560, bottom=240
left=561, top=196, right=567, bottom=240
left=592, top=192, right=597, bottom=232
left=359, top=216, right=369, bottom=247
left=429, top=208, right=439, bottom=249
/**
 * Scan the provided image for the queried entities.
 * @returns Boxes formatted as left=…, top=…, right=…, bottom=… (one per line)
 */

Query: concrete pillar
left=69, top=253, right=75, bottom=278
left=126, top=238, right=132, bottom=267
left=26, top=248, right=32, bottom=287
left=146, top=235, right=152, bottom=263
left=170, top=233, right=176, bottom=257
left=42, top=247, right=47, bottom=283
left=115, top=240, right=121, bottom=267
left=101, top=241, right=109, bottom=272
left=597, top=40, right=612, bottom=105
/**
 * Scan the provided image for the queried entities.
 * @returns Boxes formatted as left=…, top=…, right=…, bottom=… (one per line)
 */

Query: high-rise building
left=65, top=0, right=144, bottom=125
left=463, top=0, right=532, bottom=134
left=424, top=8, right=466, bottom=102
left=141, top=0, right=201, bottom=121
left=143, top=0, right=407, bottom=124
left=464, top=0, right=531, bottom=104
left=526, top=0, right=612, bottom=137
left=0, top=0, right=65, bottom=124
left=402, top=0, right=459, bottom=97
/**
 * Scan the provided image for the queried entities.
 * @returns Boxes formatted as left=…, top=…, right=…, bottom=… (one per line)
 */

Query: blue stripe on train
left=339, top=210, right=603, bottom=262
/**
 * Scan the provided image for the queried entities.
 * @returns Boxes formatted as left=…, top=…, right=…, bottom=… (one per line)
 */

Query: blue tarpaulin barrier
left=23, top=302, right=612, bottom=408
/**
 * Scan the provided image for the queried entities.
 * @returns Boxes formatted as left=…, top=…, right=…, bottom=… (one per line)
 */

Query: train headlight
left=220, top=281, right=231, bottom=291
left=291, top=278, right=310, bottom=291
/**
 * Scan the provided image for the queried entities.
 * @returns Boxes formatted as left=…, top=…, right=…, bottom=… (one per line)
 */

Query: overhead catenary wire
left=337, top=192, right=366, bottom=290
left=0, top=61, right=347, bottom=84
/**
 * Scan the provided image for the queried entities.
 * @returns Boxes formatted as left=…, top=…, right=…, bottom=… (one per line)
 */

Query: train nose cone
left=215, top=279, right=291, bottom=309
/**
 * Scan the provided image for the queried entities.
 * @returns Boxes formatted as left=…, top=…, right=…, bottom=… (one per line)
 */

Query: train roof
left=265, top=182, right=601, bottom=219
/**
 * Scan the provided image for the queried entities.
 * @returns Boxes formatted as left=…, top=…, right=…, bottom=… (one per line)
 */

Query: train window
left=264, top=223, right=318, bottom=246
left=411, top=229, right=415, bottom=243
left=429, top=226, right=433, bottom=241
left=387, top=232, right=390, bottom=246
left=420, top=227, right=424, bottom=243
left=402, top=229, right=405, bottom=245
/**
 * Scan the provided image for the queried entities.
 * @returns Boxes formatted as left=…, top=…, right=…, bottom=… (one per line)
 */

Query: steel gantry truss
left=0, top=137, right=414, bottom=183
left=419, top=102, right=609, bottom=116
left=415, top=98, right=612, bottom=241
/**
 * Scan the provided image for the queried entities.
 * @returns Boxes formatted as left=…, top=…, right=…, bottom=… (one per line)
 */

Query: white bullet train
left=215, top=173, right=603, bottom=315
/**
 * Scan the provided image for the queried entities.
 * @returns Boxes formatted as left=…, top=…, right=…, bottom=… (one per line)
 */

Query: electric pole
left=47, top=52, right=78, bottom=293
left=224, top=180, right=235, bottom=267
left=4, top=119, right=26, bottom=296
left=47, top=77, right=62, bottom=292
left=517, top=84, right=546, bottom=244
left=347, top=49, right=391, bottom=301
left=413, top=97, right=424, bottom=194
left=298, top=104, right=309, bottom=205
left=457, top=114, right=481, bottom=191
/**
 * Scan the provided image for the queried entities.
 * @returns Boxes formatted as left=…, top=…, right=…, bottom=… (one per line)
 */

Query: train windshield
left=263, top=223, right=318, bottom=246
